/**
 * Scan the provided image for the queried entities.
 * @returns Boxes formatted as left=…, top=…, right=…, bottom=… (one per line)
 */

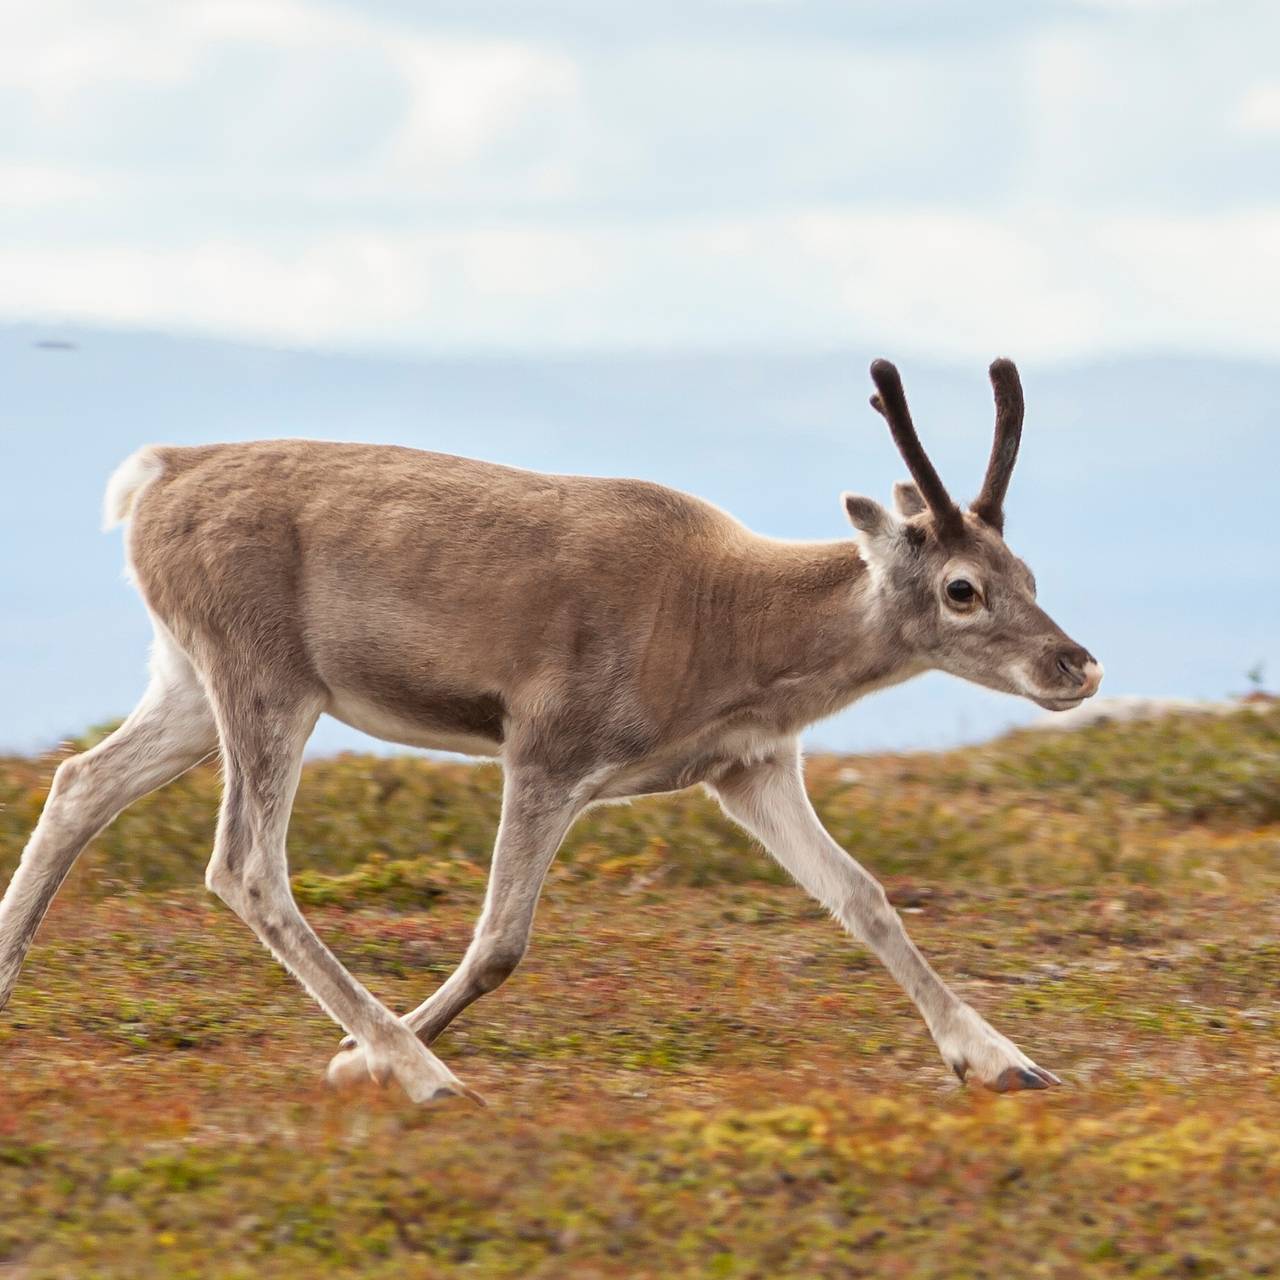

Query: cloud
left=0, top=0, right=579, bottom=187
left=2, top=0, right=1279, bottom=357
left=0, top=229, right=599, bottom=346
left=0, top=165, right=102, bottom=209
left=391, top=42, right=577, bottom=172
left=0, top=2, right=197, bottom=110
left=1233, top=83, right=1280, bottom=137
left=7, top=208, right=1280, bottom=359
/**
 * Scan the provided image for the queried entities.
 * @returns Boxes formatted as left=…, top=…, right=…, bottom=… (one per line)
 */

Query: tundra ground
left=1, top=707, right=1278, bottom=1278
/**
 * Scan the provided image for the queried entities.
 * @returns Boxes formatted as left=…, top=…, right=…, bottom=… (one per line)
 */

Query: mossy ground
left=1, top=706, right=1277, bottom=1278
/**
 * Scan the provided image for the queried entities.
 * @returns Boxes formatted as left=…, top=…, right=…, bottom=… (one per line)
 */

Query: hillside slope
left=0, top=705, right=1277, bottom=1277
left=3, top=323, right=1278, bottom=755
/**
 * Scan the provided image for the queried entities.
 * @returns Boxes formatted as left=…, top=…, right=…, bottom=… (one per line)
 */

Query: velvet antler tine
left=868, top=359, right=962, bottom=535
left=971, top=357, right=1024, bottom=534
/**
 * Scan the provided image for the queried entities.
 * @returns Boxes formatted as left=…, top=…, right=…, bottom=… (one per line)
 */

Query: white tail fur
left=102, top=447, right=165, bottom=531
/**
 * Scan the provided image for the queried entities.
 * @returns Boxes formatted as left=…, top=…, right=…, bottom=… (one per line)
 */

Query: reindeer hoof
left=434, top=1082, right=488, bottom=1108
left=326, top=1044, right=372, bottom=1090
left=991, top=1065, right=1059, bottom=1092
left=326, top=1040, right=483, bottom=1107
left=934, top=1003, right=1064, bottom=1094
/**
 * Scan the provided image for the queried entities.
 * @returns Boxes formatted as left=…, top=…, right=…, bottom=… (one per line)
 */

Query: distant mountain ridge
left=1, top=323, right=1275, bottom=754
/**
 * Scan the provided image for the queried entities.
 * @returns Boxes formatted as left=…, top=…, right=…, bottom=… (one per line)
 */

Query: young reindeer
left=0, top=358, right=1100, bottom=1103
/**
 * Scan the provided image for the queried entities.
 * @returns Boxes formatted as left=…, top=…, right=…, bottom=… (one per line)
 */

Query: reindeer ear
left=843, top=493, right=894, bottom=538
left=892, top=481, right=926, bottom=517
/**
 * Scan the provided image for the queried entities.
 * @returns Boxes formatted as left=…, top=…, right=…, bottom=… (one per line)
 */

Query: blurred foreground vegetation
left=0, top=704, right=1277, bottom=1277
left=4, top=701, right=1278, bottom=899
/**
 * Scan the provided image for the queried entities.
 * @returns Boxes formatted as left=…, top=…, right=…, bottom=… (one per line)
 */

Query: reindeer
left=0, top=359, right=1100, bottom=1103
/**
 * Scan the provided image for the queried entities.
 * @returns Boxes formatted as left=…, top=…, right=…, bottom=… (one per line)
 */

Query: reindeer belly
left=325, top=685, right=505, bottom=756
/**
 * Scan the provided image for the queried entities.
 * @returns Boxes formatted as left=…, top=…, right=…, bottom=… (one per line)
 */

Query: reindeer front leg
left=326, top=759, right=585, bottom=1088
left=709, top=746, right=1060, bottom=1092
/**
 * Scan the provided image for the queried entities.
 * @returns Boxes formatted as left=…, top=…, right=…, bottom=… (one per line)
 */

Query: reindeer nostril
left=1056, top=653, right=1084, bottom=685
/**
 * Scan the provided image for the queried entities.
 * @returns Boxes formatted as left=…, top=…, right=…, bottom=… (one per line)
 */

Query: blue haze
left=1, top=324, right=1275, bottom=755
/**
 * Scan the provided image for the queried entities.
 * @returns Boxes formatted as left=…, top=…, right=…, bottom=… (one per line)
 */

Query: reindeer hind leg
left=0, top=624, right=217, bottom=1009
left=202, top=673, right=480, bottom=1105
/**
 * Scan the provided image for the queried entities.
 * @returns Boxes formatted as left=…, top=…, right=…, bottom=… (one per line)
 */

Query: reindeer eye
left=946, top=579, right=976, bottom=605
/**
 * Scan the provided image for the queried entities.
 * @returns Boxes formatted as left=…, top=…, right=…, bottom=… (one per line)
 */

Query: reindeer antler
left=970, top=357, right=1024, bottom=534
left=868, top=359, right=963, bottom=537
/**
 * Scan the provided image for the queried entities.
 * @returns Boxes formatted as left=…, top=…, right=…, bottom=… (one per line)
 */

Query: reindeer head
left=843, top=358, right=1101, bottom=712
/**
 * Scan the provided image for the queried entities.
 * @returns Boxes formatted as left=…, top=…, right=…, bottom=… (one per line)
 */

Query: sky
left=3, top=0, right=1280, bottom=360
left=1, top=1, right=1277, bottom=756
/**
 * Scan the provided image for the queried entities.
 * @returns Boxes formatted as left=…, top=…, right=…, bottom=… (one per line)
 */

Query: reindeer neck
left=715, top=536, right=920, bottom=732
